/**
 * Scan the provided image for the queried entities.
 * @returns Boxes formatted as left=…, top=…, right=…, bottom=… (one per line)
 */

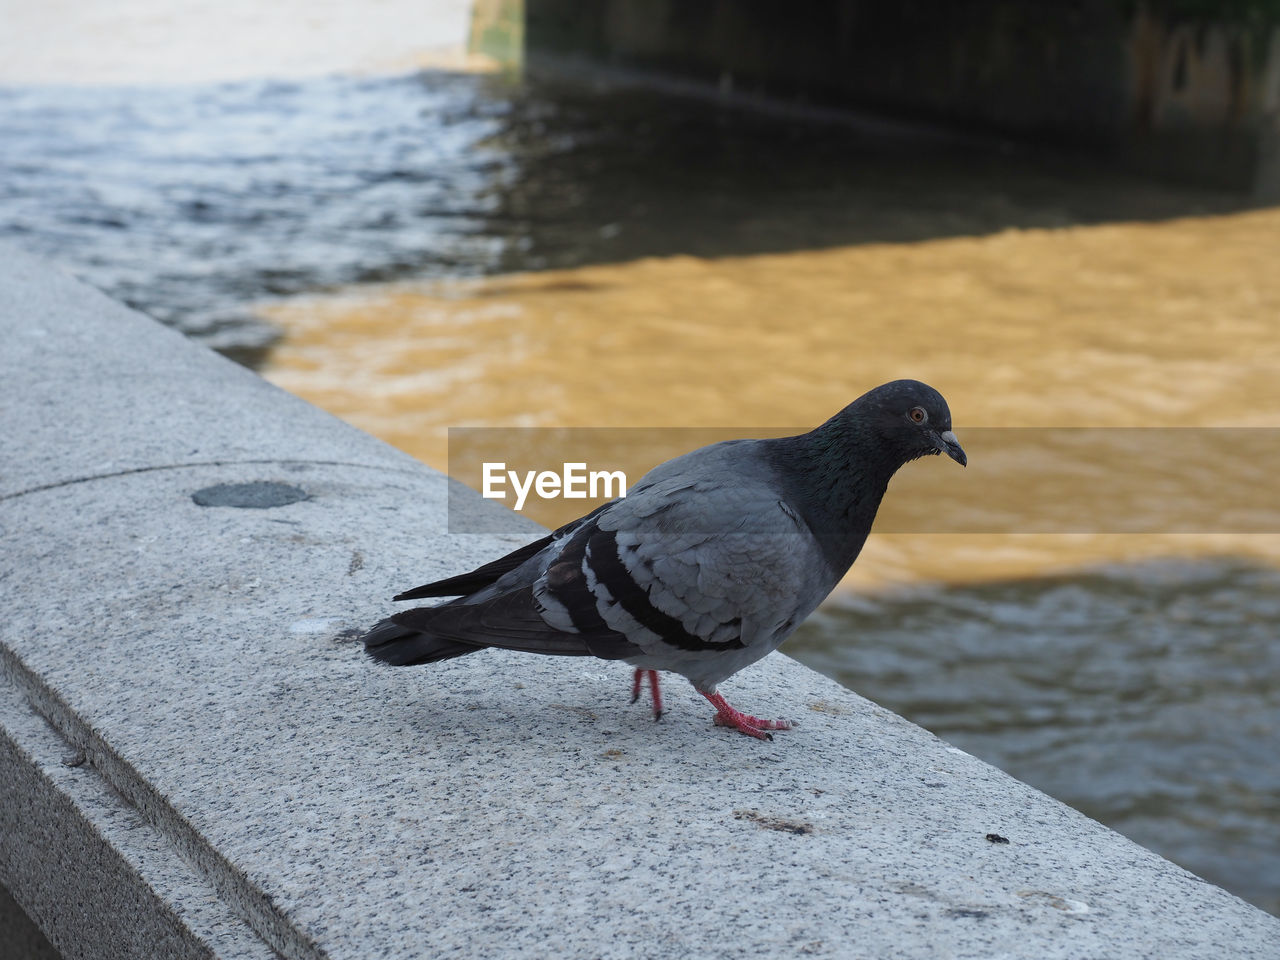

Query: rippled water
left=0, top=72, right=514, bottom=361
left=2, top=53, right=1277, bottom=915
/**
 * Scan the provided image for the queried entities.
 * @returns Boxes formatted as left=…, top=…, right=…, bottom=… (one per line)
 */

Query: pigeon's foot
left=629, top=669, right=664, bottom=720
left=699, top=691, right=794, bottom=741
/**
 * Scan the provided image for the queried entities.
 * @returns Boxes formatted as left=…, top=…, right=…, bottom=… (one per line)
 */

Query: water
left=2, top=33, right=1277, bottom=914
left=0, top=72, right=514, bottom=362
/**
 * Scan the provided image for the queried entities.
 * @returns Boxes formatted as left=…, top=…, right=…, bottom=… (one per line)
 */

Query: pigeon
left=364, top=379, right=965, bottom=740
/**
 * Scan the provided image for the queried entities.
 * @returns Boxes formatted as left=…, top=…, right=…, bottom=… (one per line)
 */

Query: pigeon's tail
left=365, top=586, right=638, bottom=668
left=362, top=616, right=486, bottom=666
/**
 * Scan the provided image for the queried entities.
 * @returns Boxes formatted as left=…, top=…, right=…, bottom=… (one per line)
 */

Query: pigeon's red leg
left=647, top=670, right=664, bottom=720
left=630, top=669, right=664, bottom=721
left=700, top=691, right=794, bottom=741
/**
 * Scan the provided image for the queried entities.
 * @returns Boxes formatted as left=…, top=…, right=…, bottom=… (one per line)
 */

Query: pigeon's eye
left=909, top=407, right=927, bottom=424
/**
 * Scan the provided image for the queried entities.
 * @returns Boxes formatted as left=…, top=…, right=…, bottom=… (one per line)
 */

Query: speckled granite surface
left=2, top=246, right=1279, bottom=959
left=0, top=665, right=273, bottom=960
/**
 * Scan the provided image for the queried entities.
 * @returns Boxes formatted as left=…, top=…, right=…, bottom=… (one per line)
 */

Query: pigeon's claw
left=714, top=713, right=774, bottom=741
left=701, top=691, right=794, bottom=741
left=630, top=669, right=664, bottom=720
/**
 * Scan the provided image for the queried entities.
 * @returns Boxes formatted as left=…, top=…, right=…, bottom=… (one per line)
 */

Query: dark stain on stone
left=986, top=833, right=1010, bottom=844
left=61, top=750, right=87, bottom=768
left=947, top=908, right=990, bottom=919
left=348, top=549, right=365, bottom=575
left=191, top=481, right=309, bottom=509
left=734, top=809, right=814, bottom=835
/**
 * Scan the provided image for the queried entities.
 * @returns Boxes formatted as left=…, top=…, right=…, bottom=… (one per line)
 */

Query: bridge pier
left=516, top=0, right=1280, bottom=197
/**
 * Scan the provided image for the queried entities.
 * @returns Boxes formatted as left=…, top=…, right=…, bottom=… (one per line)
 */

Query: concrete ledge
left=0, top=665, right=272, bottom=959
left=2, top=244, right=1278, bottom=959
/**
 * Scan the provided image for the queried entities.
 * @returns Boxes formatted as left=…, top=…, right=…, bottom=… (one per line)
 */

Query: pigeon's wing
left=530, top=468, right=837, bottom=688
left=384, top=510, right=642, bottom=663
left=391, top=533, right=555, bottom=601
left=391, top=503, right=612, bottom=601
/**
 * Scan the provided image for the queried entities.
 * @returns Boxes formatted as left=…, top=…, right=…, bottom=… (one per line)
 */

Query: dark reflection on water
left=0, top=69, right=1250, bottom=363
left=787, top=557, right=1280, bottom=916
left=478, top=80, right=1250, bottom=273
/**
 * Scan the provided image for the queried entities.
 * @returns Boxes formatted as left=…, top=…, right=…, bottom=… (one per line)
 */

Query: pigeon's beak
left=936, top=430, right=967, bottom=467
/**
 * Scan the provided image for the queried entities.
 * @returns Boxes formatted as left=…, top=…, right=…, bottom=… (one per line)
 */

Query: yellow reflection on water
left=258, top=207, right=1280, bottom=587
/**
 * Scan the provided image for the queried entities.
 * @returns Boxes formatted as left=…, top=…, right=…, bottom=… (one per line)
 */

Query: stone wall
left=523, top=0, right=1280, bottom=194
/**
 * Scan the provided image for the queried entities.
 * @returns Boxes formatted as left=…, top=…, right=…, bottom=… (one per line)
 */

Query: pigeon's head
left=857, top=379, right=966, bottom=468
